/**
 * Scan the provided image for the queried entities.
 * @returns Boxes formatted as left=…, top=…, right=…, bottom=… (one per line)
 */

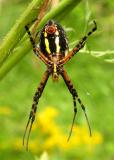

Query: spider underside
left=23, top=19, right=97, bottom=150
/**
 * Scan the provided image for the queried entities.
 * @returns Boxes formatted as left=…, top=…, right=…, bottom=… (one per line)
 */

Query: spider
left=23, top=19, right=97, bottom=150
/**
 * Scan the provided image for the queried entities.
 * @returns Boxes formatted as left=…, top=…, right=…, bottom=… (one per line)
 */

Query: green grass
left=0, top=0, right=114, bottom=160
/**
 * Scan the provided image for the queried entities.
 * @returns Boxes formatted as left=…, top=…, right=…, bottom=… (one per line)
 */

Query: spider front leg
left=23, top=70, right=50, bottom=151
left=59, top=21, right=97, bottom=65
left=61, top=69, right=91, bottom=141
left=25, top=24, right=52, bottom=66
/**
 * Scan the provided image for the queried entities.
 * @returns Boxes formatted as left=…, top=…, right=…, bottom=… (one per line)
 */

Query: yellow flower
left=73, top=126, right=103, bottom=145
left=91, top=131, right=103, bottom=144
left=12, top=138, right=40, bottom=153
left=30, top=106, right=103, bottom=153
left=34, top=106, right=59, bottom=134
left=13, top=138, right=23, bottom=150
left=0, top=106, right=12, bottom=115
left=44, top=131, right=67, bottom=150
left=43, top=124, right=103, bottom=151
left=38, top=106, right=58, bottom=120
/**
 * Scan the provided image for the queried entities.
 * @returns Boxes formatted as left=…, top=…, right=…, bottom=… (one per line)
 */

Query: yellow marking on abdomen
left=44, top=31, right=47, bottom=37
left=55, top=36, right=60, bottom=53
left=45, top=38, right=51, bottom=54
left=54, top=63, right=57, bottom=73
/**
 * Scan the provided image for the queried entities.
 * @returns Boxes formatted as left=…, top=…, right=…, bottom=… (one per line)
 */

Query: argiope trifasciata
left=23, top=19, right=97, bottom=150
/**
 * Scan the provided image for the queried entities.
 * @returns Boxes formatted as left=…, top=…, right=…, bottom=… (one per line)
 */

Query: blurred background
left=0, top=0, right=114, bottom=159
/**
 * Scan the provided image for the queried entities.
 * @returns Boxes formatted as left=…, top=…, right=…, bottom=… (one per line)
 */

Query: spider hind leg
left=61, top=69, right=91, bottom=141
left=23, top=70, right=50, bottom=150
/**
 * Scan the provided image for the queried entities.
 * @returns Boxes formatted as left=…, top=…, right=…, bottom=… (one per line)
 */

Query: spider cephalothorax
left=23, top=19, right=97, bottom=150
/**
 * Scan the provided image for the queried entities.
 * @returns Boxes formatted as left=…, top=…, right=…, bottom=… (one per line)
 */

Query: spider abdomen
left=39, top=20, right=68, bottom=57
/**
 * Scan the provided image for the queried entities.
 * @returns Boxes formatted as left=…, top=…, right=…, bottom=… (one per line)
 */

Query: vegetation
left=0, top=0, right=114, bottom=159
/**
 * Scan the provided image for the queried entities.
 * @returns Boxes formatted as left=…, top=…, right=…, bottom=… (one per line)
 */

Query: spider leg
left=59, top=21, right=97, bottom=65
left=23, top=70, right=50, bottom=151
left=25, top=24, right=53, bottom=66
left=61, top=68, right=91, bottom=141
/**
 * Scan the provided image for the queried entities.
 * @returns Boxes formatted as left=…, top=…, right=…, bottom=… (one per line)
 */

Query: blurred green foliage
left=0, top=0, right=114, bottom=160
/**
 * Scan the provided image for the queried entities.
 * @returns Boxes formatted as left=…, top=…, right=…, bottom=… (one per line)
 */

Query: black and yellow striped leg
left=25, top=25, right=53, bottom=66
left=25, top=24, right=37, bottom=53
left=23, top=70, right=50, bottom=151
left=76, top=20, right=97, bottom=47
left=25, top=24, right=44, bottom=59
left=74, top=20, right=97, bottom=51
left=61, top=69, right=91, bottom=141
left=59, top=21, right=97, bottom=65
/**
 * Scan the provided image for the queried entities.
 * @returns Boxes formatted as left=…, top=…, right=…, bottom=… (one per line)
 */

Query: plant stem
left=79, top=49, right=114, bottom=57
left=0, top=0, right=82, bottom=80
left=0, top=40, right=31, bottom=80
left=0, top=0, right=44, bottom=66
